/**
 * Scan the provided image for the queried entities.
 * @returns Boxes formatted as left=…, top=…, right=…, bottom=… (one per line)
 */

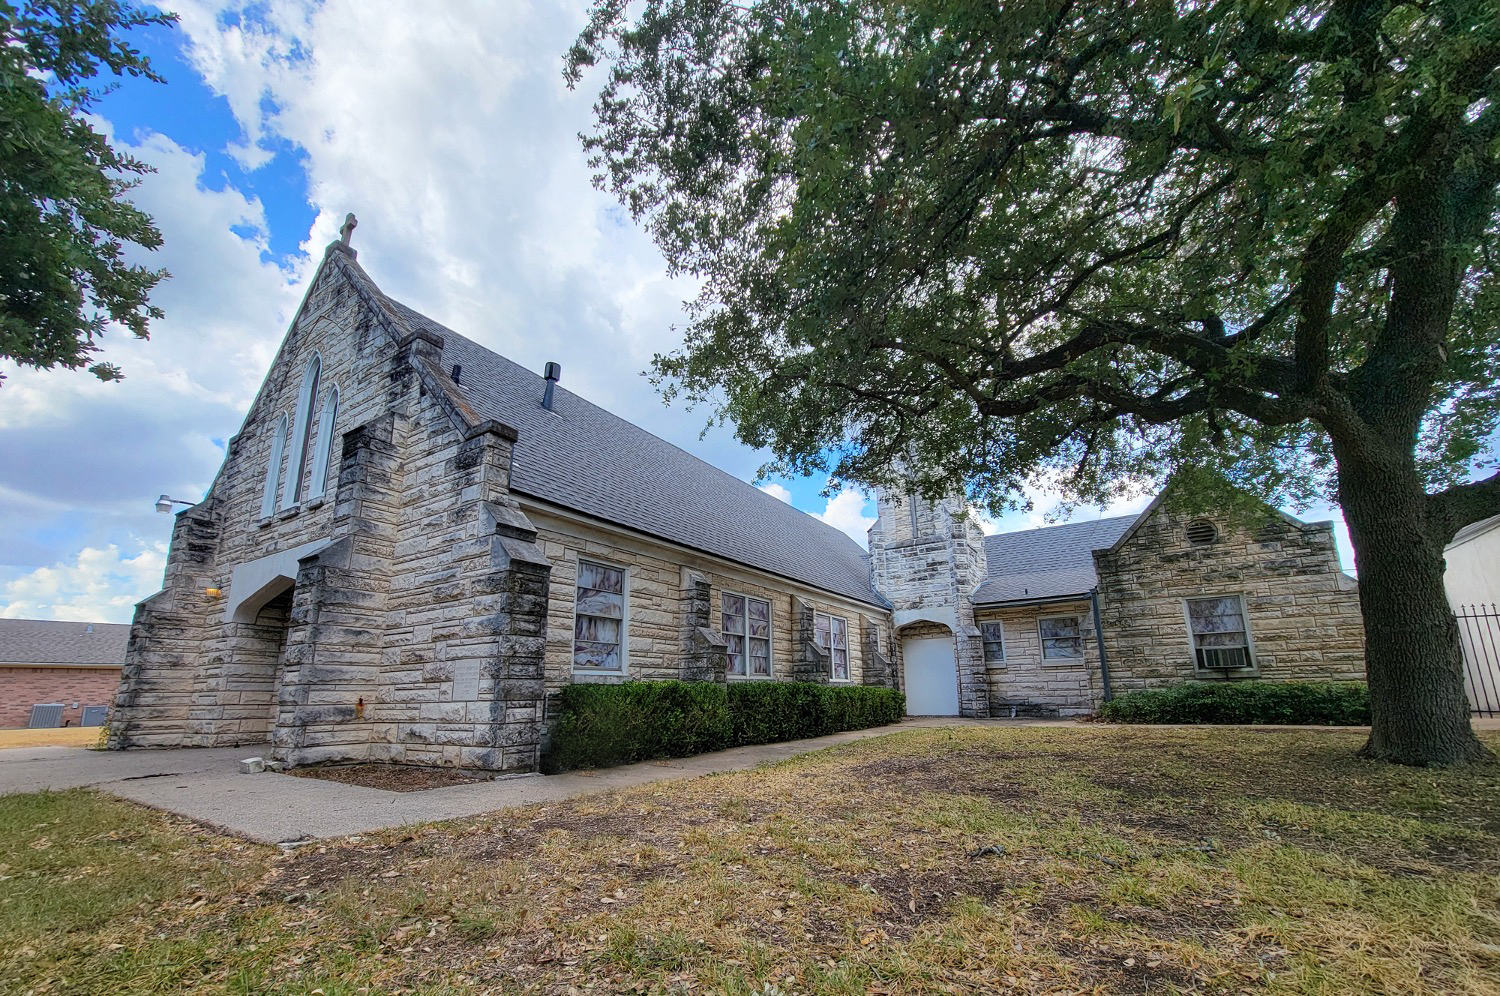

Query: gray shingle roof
left=0, top=618, right=129, bottom=667
left=973, top=515, right=1137, bottom=605
left=391, top=303, right=886, bottom=608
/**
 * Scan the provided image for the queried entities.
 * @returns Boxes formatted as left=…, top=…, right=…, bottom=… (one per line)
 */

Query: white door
left=903, top=636, right=959, bottom=715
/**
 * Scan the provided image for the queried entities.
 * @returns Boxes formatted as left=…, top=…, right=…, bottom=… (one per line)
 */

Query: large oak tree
left=0, top=1, right=174, bottom=384
left=568, top=0, right=1500, bottom=765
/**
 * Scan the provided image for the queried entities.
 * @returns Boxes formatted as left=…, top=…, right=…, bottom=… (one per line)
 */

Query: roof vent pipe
left=542, top=362, right=561, bottom=410
left=450, top=364, right=462, bottom=385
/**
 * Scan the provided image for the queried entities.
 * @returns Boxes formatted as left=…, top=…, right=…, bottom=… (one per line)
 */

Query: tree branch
left=1427, top=470, right=1500, bottom=546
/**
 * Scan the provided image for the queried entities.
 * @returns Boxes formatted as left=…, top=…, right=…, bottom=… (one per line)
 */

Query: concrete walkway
left=5, top=716, right=1493, bottom=845
left=0, top=717, right=1006, bottom=844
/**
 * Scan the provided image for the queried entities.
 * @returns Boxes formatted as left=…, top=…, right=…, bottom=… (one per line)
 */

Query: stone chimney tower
left=868, top=487, right=989, bottom=716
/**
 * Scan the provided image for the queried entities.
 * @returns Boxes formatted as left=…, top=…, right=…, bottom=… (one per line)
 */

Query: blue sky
left=0, top=1, right=1355, bottom=622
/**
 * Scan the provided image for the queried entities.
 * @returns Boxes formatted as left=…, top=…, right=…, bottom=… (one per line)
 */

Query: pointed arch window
left=281, top=354, right=321, bottom=509
left=306, top=385, right=339, bottom=501
left=260, top=413, right=289, bottom=519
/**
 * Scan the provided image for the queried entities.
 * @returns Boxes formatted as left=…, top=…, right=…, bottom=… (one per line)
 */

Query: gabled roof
left=391, top=304, right=887, bottom=608
left=972, top=516, right=1136, bottom=605
left=1448, top=512, right=1500, bottom=550
left=0, top=618, right=129, bottom=667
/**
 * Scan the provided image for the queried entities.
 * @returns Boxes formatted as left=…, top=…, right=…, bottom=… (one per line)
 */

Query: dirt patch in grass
left=4, top=724, right=1499, bottom=995
left=285, top=762, right=492, bottom=792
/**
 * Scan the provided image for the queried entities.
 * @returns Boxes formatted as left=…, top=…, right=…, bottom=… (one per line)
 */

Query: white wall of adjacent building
left=1445, top=518, right=1500, bottom=611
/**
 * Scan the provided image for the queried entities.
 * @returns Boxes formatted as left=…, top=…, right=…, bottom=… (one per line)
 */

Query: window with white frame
left=722, top=593, right=772, bottom=677
left=1185, top=595, right=1253, bottom=670
left=574, top=560, right=626, bottom=671
left=281, top=354, right=321, bottom=509
left=1038, top=614, right=1084, bottom=660
left=306, top=385, right=339, bottom=501
left=980, top=621, right=1006, bottom=664
left=814, top=612, right=850, bottom=681
left=260, top=413, right=289, bottom=518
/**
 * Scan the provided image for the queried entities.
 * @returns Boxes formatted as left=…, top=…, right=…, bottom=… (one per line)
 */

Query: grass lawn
left=3, top=726, right=1498, bottom=995
left=0, top=727, right=102, bottom=749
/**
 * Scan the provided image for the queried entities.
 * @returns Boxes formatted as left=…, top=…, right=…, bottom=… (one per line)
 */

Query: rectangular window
left=980, top=621, right=1006, bottom=664
left=1038, top=615, right=1083, bottom=660
left=815, top=612, right=850, bottom=681
left=574, top=560, right=625, bottom=671
left=722, top=593, right=773, bottom=677
left=1186, top=595, right=1253, bottom=670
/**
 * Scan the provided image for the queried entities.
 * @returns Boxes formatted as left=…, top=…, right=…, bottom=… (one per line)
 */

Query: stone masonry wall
left=111, top=248, right=536, bottom=765
left=108, top=505, right=224, bottom=748
left=869, top=491, right=989, bottom=715
left=1094, top=508, right=1366, bottom=694
left=366, top=393, right=551, bottom=772
left=527, top=504, right=887, bottom=700
left=973, top=602, right=1098, bottom=716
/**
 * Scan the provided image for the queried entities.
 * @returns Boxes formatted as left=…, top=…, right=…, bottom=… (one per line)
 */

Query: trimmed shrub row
left=1097, top=680, right=1370, bottom=726
left=543, top=680, right=906, bottom=772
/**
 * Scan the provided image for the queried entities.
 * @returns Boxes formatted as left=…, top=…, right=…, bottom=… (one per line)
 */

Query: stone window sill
left=305, top=496, right=326, bottom=510
left=727, top=673, right=776, bottom=682
left=572, top=669, right=628, bottom=684
left=276, top=505, right=301, bottom=520
left=1041, top=659, right=1084, bottom=669
left=258, top=516, right=275, bottom=529
left=1194, top=667, right=1259, bottom=679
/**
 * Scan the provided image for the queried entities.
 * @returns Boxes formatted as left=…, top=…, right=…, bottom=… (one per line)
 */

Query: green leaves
left=0, top=1, right=176, bottom=383
left=570, top=0, right=1500, bottom=518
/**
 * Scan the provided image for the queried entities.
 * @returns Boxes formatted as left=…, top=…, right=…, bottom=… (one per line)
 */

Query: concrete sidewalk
left=0, top=717, right=1011, bottom=844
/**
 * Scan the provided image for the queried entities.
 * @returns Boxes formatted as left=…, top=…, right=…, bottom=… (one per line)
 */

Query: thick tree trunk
left=1335, top=450, right=1493, bottom=766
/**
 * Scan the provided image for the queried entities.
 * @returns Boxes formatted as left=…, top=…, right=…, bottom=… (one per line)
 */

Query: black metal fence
left=1456, top=605, right=1500, bottom=718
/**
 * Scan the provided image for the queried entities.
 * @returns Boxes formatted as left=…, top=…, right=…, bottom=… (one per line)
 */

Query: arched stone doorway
left=900, top=622, right=959, bottom=716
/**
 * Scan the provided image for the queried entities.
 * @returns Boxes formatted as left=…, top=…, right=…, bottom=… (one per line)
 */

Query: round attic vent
left=1186, top=519, right=1219, bottom=545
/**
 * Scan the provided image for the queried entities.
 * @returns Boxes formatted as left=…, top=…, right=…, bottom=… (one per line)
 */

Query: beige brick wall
left=1094, top=507, right=1366, bottom=694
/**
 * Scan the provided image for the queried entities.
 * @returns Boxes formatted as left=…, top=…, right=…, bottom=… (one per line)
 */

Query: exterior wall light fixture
left=155, top=495, right=196, bottom=514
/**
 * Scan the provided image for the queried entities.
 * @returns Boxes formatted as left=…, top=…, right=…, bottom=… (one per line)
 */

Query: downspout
left=1089, top=588, right=1113, bottom=702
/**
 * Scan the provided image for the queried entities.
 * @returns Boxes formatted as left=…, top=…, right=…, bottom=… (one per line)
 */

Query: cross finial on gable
left=339, top=213, right=358, bottom=246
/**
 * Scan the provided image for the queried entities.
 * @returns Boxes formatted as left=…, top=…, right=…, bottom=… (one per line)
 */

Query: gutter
left=971, top=592, right=1093, bottom=611
left=1089, top=588, right=1113, bottom=702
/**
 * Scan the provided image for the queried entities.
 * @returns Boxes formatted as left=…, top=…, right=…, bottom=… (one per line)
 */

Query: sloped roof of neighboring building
left=0, top=618, right=129, bottom=667
left=390, top=303, right=886, bottom=608
left=1448, top=512, right=1500, bottom=550
left=972, top=516, right=1137, bottom=605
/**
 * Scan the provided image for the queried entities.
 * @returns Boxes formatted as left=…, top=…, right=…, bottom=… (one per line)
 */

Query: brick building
left=108, top=220, right=1367, bottom=768
left=1, top=619, right=128, bottom=728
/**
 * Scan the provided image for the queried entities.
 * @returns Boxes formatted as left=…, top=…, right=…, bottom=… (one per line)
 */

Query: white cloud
left=1, top=1, right=765, bottom=619
left=758, top=482, right=793, bottom=504
left=816, top=491, right=877, bottom=547
left=0, top=124, right=303, bottom=619
left=169, top=0, right=708, bottom=433
left=0, top=543, right=167, bottom=623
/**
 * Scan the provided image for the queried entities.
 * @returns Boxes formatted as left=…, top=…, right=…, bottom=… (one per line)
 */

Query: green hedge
left=1097, top=680, right=1370, bottom=726
left=544, top=680, right=905, bottom=772
left=727, top=681, right=906, bottom=745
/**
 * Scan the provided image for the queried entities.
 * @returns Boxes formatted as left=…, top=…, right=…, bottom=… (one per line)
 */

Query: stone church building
left=108, top=222, right=1367, bottom=771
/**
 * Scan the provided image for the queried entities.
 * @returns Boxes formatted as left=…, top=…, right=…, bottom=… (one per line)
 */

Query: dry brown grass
left=0, top=726, right=102, bottom=749
left=3, top=724, right=1499, bottom=994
